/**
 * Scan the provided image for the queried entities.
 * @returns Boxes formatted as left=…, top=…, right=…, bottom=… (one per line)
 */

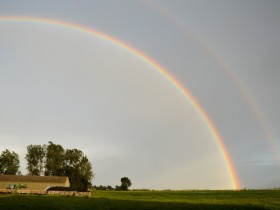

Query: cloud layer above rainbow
left=0, top=15, right=240, bottom=189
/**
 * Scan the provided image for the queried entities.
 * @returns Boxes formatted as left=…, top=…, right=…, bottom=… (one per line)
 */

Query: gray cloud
left=0, top=0, right=280, bottom=189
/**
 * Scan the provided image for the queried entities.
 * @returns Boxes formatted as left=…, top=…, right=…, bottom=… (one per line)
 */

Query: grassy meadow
left=0, top=189, right=279, bottom=209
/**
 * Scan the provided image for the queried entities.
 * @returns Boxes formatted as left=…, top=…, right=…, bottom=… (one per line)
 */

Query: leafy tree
left=24, top=141, right=94, bottom=191
left=63, top=149, right=94, bottom=190
left=0, top=149, right=20, bottom=175
left=25, top=144, right=46, bottom=175
left=44, top=141, right=65, bottom=176
left=120, top=177, right=131, bottom=191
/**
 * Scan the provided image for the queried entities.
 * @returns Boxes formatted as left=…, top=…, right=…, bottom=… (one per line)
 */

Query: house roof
left=0, top=175, right=68, bottom=183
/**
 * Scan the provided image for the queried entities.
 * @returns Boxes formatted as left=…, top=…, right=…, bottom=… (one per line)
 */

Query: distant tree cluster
left=0, top=141, right=94, bottom=191
left=93, top=185, right=114, bottom=190
left=25, top=141, right=94, bottom=190
left=93, top=177, right=132, bottom=191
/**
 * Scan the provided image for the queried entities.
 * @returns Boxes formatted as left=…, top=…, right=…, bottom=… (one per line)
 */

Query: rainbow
left=147, top=1, right=280, bottom=164
left=0, top=15, right=240, bottom=189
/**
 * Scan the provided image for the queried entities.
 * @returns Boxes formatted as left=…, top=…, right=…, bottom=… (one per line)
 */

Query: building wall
left=64, top=177, right=70, bottom=187
left=0, top=180, right=69, bottom=190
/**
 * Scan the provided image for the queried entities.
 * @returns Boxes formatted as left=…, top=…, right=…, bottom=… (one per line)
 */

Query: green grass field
left=0, top=190, right=279, bottom=209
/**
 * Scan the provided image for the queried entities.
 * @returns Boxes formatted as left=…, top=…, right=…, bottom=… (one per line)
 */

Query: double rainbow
left=0, top=15, right=240, bottom=189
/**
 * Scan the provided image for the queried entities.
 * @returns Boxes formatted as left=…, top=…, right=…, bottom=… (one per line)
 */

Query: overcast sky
left=0, top=0, right=280, bottom=190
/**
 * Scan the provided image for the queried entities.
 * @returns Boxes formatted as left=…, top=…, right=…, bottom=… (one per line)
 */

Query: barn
left=0, top=175, right=70, bottom=190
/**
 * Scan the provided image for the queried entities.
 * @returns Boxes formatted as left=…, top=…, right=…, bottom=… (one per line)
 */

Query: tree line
left=0, top=141, right=93, bottom=190
left=93, top=177, right=132, bottom=191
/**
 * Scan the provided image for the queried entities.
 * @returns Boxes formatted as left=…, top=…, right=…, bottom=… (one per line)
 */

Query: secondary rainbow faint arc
left=0, top=15, right=240, bottom=189
left=146, top=1, right=280, bottom=165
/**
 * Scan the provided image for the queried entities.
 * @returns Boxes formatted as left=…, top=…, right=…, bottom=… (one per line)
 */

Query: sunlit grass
left=0, top=189, right=279, bottom=209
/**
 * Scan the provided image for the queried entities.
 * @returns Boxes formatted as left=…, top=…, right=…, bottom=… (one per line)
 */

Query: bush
left=47, top=186, right=89, bottom=192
